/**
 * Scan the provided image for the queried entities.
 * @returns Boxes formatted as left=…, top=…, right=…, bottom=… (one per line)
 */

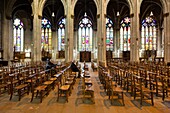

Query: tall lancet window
left=120, top=17, right=130, bottom=51
left=41, top=18, right=52, bottom=52
left=106, top=18, right=114, bottom=51
left=141, top=16, right=157, bottom=51
left=58, top=18, right=65, bottom=51
left=13, top=18, right=24, bottom=52
left=78, top=13, right=93, bottom=51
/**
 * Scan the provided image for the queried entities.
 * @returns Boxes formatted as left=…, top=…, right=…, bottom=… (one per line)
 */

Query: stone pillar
left=114, top=28, right=120, bottom=57
left=74, top=30, right=77, bottom=60
left=130, top=1, right=140, bottom=62
left=65, top=1, right=74, bottom=62
left=52, top=30, right=57, bottom=61
left=97, top=0, right=106, bottom=65
left=93, top=30, right=97, bottom=59
left=157, top=27, right=162, bottom=57
left=97, top=16, right=102, bottom=62
left=164, top=13, right=170, bottom=63
left=24, top=28, right=32, bottom=54
left=2, top=17, right=13, bottom=61
left=32, top=14, right=41, bottom=62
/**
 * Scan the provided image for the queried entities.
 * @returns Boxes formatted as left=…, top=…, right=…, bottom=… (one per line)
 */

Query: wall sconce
left=98, top=43, right=103, bottom=46
left=132, top=43, right=135, bottom=46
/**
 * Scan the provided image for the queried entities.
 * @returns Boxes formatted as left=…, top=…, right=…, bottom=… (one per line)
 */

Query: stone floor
left=0, top=63, right=170, bottom=113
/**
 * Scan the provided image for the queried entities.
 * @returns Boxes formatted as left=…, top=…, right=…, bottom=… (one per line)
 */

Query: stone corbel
left=97, top=14, right=100, bottom=19
left=163, top=13, right=169, bottom=17
left=71, top=15, right=74, bottom=19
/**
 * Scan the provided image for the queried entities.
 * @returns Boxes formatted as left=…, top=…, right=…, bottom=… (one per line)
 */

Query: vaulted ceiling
left=140, top=0, right=163, bottom=27
left=43, top=0, right=64, bottom=29
left=74, top=0, right=97, bottom=30
left=107, top=0, right=130, bottom=25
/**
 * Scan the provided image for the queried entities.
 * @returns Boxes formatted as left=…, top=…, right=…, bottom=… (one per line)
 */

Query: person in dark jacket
left=70, top=61, right=81, bottom=78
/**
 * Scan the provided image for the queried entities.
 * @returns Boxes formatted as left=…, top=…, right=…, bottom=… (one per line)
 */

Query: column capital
left=6, top=15, right=12, bottom=20
left=164, top=13, right=169, bottom=17
left=97, top=14, right=100, bottom=19
left=130, top=13, right=134, bottom=18
left=71, top=15, right=74, bottom=19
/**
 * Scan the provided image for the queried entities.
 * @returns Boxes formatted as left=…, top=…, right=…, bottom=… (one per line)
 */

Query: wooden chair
left=57, top=82, right=70, bottom=102
left=91, top=61, right=97, bottom=72
left=0, top=72, right=8, bottom=95
left=9, top=72, right=29, bottom=101
left=133, top=74, right=154, bottom=106
left=30, top=72, right=48, bottom=103
left=162, top=76, right=170, bottom=101
left=108, top=77, right=124, bottom=105
left=81, top=75, right=94, bottom=104
left=57, top=71, right=71, bottom=102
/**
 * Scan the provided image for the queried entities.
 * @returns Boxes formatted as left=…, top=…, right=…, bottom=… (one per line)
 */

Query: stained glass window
left=120, top=17, right=130, bottom=51
left=106, top=18, right=114, bottom=51
left=58, top=18, right=65, bottom=51
left=41, top=18, right=52, bottom=52
left=141, top=16, right=157, bottom=50
left=13, top=18, right=24, bottom=52
left=78, top=13, right=93, bottom=51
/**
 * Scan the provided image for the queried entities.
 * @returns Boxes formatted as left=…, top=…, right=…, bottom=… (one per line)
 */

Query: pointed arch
left=73, top=0, right=99, bottom=15
left=38, top=0, right=66, bottom=17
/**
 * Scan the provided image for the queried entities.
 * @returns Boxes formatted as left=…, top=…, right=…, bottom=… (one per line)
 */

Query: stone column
left=97, top=0, right=106, bottom=65
left=93, top=30, right=97, bottom=59
left=24, top=28, right=32, bottom=55
left=97, top=16, right=101, bottom=62
left=74, top=30, right=77, bottom=60
left=164, top=13, right=170, bottom=63
left=2, top=17, right=13, bottom=62
left=52, top=30, right=57, bottom=61
left=65, top=1, right=74, bottom=62
left=114, top=28, right=120, bottom=57
left=32, top=14, right=41, bottom=62
left=130, top=1, right=140, bottom=62
left=157, top=27, right=162, bottom=57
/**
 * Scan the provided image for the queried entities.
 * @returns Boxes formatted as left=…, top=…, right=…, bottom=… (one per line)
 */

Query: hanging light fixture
left=52, top=12, right=55, bottom=17
left=150, top=0, right=153, bottom=17
left=117, top=11, right=120, bottom=16
left=150, top=11, right=153, bottom=16
left=84, top=0, right=87, bottom=16
left=52, top=0, right=55, bottom=17
left=116, top=0, right=120, bottom=17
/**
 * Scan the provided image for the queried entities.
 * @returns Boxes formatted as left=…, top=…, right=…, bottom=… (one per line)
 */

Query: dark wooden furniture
left=80, top=51, right=91, bottom=62
left=122, top=51, right=130, bottom=61
left=0, top=60, right=8, bottom=66
left=144, top=50, right=156, bottom=59
left=58, top=50, right=65, bottom=58
left=106, top=50, right=112, bottom=59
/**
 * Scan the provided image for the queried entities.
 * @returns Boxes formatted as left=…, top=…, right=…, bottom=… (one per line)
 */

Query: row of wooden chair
left=98, top=65, right=124, bottom=105
left=107, top=60, right=170, bottom=106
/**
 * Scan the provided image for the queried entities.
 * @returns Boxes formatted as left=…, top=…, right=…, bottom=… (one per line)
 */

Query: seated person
left=70, top=61, right=81, bottom=78
left=45, top=59, right=57, bottom=75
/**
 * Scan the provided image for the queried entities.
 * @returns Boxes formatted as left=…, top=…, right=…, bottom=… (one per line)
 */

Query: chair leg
left=31, top=91, right=34, bottom=102
left=66, top=90, right=68, bottom=102
left=18, top=89, right=21, bottom=101
left=40, top=91, right=43, bottom=103
left=9, top=90, right=13, bottom=100
left=151, top=92, right=154, bottom=106
left=122, top=92, right=124, bottom=106
left=57, top=90, right=60, bottom=101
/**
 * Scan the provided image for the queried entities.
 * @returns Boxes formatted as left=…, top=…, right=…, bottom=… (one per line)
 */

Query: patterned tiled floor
left=0, top=63, right=170, bottom=113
